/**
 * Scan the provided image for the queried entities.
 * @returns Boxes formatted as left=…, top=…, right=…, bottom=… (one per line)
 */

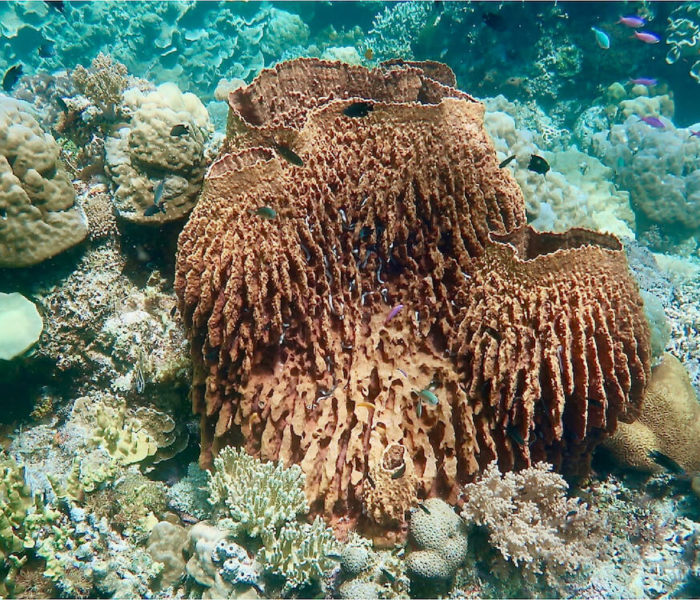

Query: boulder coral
left=175, top=58, right=651, bottom=536
left=0, top=95, right=88, bottom=267
left=104, top=82, right=213, bottom=224
left=603, top=353, right=700, bottom=473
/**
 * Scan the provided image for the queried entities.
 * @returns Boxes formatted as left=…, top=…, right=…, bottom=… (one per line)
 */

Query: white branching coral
left=208, top=447, right=309, bottom=537
left=460, top=461, right=606, bottom=581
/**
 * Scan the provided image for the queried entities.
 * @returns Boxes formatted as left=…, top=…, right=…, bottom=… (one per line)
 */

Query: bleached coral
left=484, top=105, right=634, bottom=237
left=460, top=462, right=606, bottom=583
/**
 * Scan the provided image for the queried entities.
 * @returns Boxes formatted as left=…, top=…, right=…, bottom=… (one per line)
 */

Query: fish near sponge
left=603, top=353, right=700, bottom=473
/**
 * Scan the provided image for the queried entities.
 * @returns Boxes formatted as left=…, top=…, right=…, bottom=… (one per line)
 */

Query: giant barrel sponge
left=175, top=58, right=651, bottom=539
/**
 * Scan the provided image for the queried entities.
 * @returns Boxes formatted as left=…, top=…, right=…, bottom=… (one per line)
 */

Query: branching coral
left=175, top=58, right=651, bottom=537
left=460, top=461, right=606, bottom=584
left=208, top=446, right=308, bottom=538
left=72, top=52, right=128, bottom=118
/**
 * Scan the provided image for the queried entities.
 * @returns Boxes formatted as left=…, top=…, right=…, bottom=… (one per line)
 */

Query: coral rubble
left=175, top=58, right=651, bottom=538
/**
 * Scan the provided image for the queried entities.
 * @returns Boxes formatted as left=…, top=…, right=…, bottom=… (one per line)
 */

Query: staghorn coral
left=460, top=461, right=606, bottom=585
left=602, top=353, right=700, bottom=473
left=0, top=95, right=88, bottom=267
left=175, top=58, right=651, bottom=537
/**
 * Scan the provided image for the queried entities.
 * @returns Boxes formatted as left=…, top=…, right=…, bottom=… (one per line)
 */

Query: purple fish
left=633, top=31, right=661, bottom=44
left=639, top=116, right=665, bottom=129
left=628, top=78, right=658, bottom=86
left=690, top=130, right=700, bottom=138
left=617, top=15, right=645, bottom=28
left=386, top=303, right=404, bottom=323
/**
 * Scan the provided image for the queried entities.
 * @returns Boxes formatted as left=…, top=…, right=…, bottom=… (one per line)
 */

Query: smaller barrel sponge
left=207, top=446, right=309, bottom=537
left=405, top=498, right=468, bottom=585
left=104, top=82, right=213, bottom=224
left=666, top=3, right=700, bottom=83
left=603, top=353, right=700, bottom=473
left=0, top=95, right=88, bottom=267
left=0, top=292, right=43, bottom=360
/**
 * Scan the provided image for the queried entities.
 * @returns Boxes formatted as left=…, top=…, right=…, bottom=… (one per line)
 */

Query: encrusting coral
left=175, top=58, right=651, bottom=538
left=603, top=353, right=700, bottom=473
left=0, top=95, right=88, bottom=267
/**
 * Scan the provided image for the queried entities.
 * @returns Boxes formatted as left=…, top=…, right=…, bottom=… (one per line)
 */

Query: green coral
left=0, top=454, right=61, bottom=597
left=261, top=516, right=340, bottom=595
left=208, top=447, right=308, bottom=537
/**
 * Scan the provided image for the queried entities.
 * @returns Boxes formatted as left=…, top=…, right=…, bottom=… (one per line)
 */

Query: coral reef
left=175, top=59, right=651, bottom=539
left=460, top=461, right=606, bottom=585
left=104, top=82, right=215, bottom=223
left=0, top=292, right=43, bottom=360
left=603, top=353, right=700, bottom=473
left=72, top=52, right=128, bottom=119
left=0, top=94, right=88, bottom=267
left=666, top=2, right=700, bottom=83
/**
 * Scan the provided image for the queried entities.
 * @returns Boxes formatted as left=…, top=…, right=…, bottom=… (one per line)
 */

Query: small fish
left=38, top=42, right=56, bottom=58
left=617, top=15, right=645, bottom=28
left=273, top=142, right=303, bottom=166
left=44, top=0, right=64, bottom=12
left=627, top=78, right=657, bottom=86
left=417, top=388, right=439, bottom=406
left=249, top=206, right=277, bottom=219
left=689, top=130, right=700, bottom=139
left=633, top=31, right=661, bottom=44
left=326, top=552, right=343, bottom=560
left=144, top=202, right=166, bottom=217
left=648, top=450, right=685, bottom=475
left=417, top=502, right=431, bottom=515
left=566, top=509, right=578, bottom=518
left=380, top=567, right=396, bottom=582
left=499, top=154, right=516, bottom=168
left=390, top=462, right=406, bottom=480
left=506, top=424, right=525, bottom=446
left=169, top=305, right=177, bottom=317
left=397, top=368, right=408, bottom=378
left=2, top=64, right=23, bottom=92
left=386, top=304, right=404, bottom=323
left=170, top=123, right=190, bottom=136
left=343, top=102, right=373, bottom=118
left=356, top=401, right=376, bottom=411
left=527, top=154, right=550, bottom=175
left=364, top=48, right=374, bottom=61
left=591, top=27, right=610, bottom=50
left=639, top=115, right=665, bottom=129
left=484, top=326, right=501, bottom=341
left=153, top=179, right=165, bottom=204
left=56, top=96, right=68, bottom=112
left=482, top=11, right=507, bottom=31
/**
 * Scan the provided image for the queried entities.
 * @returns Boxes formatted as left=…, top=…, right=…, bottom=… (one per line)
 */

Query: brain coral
left=0, top=95, right=88, bottom=267
left=175, top=59, right=651, bottom=536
